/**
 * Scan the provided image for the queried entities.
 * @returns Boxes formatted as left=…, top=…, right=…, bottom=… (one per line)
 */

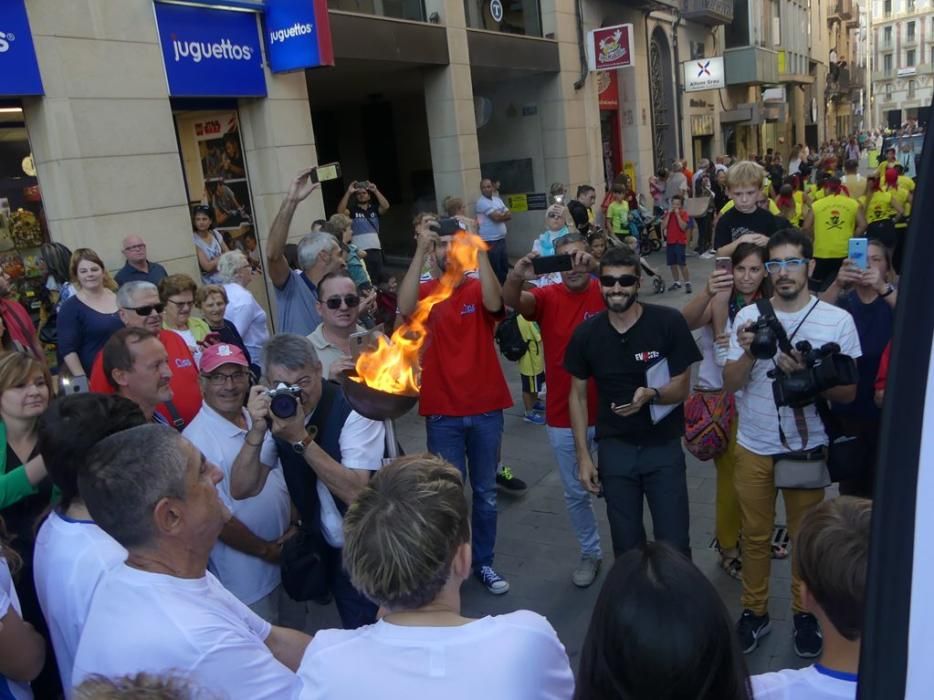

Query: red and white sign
left=586, top=24, right=635, bottom=72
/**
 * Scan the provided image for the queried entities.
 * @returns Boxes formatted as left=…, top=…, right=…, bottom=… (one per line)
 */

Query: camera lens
left=269, top=392, right=298, bottom=419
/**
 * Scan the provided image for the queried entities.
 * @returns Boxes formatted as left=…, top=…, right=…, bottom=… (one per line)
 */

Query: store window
left=0, top=105, right=49, bottom=333
left=463, top=0, right=542, bottom=36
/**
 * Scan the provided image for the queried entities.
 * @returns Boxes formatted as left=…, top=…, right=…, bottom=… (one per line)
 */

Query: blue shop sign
left=263, top=0, right=334, bottom=73
left=154, top=2, right=266, bottom=98
left=0, top=0, right=44, bottom=96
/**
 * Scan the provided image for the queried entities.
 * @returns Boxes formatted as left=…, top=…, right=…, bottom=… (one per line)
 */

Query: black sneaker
left=736, top=609, right=771, bottom=654
left=793, top=612, right=823, bottom=658
left=496, top=465, right=527, bottom=492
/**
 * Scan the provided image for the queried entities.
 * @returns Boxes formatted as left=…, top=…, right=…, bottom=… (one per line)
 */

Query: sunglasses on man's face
left=600, top=274, right=639, bottom=288
left=324, top=294, right=360, bottom=310
left=127, top=304, right=165, bottom=316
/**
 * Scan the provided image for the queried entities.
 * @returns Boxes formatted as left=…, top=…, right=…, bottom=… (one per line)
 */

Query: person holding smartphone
left=564, top=246, right=702, bottom=560
left=338, top=180, right=390, bottom=285
left=819, top=240, right=896, bottom=498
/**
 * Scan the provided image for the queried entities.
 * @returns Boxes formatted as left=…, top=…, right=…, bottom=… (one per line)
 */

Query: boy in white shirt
left=752, top=496, right=871, bottom=700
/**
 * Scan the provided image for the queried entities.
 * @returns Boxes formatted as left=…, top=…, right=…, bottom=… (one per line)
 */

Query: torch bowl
left=339, top=370, right=419, bottom=422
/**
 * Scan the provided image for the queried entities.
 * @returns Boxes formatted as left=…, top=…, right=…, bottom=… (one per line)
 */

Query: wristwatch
left=879, top=284, right=895, bottom=298
left=649, top=388, right=661, bottom=404
left=291, top=434, right=314, bottom=454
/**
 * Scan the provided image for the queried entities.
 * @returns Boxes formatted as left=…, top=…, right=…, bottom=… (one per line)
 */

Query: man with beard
left=504, top=232, right=606, bottom=587
left=397, top=218, right=513, bottom=595
left=724, top=228, right=860, bottom=659
left=564, top=246, right=701, bottom=559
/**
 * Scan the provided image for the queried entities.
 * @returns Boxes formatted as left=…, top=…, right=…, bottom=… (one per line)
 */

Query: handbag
left=684, top=389, right=735, bottom=461
left=280, top=523, right=330, bottom=602
left=773, top=448, right=831, bottom=489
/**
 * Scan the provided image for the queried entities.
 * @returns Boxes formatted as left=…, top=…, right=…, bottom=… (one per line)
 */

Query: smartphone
left=554, top=194, right=565, bottom=205
left=715, top=256, right=733, bottom=274
left=309, top=163, right=341, bottom=184
left=354, top=180, right=370, bottom=191
left=350, top=325, right=383, bottom=361
left=848, top=237, right=869, bottom=270
left=532, top=254, right=574, bottom=275
left=60, top=375, right=89, bottom=395
left=429, top=217, right=462, bottom=236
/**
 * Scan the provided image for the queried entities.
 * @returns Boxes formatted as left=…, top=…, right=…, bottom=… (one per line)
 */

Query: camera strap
left=755, top=297, right=821, bottom=452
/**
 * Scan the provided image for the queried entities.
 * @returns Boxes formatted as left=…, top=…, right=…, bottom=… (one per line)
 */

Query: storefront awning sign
left=586, top=24, right=634, bottom=72
left=154, top=1, right=266, bottom=97
left=263, top=0, right=335, bottom=72
left=0, top=0, right=44, bottom=96
left=683, top=57, right=725, bottom=93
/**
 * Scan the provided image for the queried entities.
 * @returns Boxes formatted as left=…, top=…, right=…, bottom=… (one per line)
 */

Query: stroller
left=630, top=195, right=664, bottom=256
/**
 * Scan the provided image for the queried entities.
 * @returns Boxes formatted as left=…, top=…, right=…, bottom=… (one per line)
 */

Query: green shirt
left=607, top=201, right=630, bottom=236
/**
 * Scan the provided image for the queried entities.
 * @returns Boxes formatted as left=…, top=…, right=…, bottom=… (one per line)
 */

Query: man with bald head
left=115, top=235, right=168, bottom=286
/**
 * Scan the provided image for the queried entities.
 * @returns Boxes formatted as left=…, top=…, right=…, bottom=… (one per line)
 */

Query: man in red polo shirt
left=503, top=232, right=605, bottom=588
left=88, top=281, right=201, bottom=428
left=397, top=220, right=513, bottom=595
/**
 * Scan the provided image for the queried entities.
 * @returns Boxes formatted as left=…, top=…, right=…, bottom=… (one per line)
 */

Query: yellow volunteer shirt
left=860, top=191, right=895, bottom=224
left=890, top=186, right=911, bottom=224
left=811, top=195, right=859, bottom=259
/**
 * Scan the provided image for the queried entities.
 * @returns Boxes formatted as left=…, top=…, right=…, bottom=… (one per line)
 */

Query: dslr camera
left=768, top=341, right=858, bottom=408
left=266, top=383, right=303, bottom=419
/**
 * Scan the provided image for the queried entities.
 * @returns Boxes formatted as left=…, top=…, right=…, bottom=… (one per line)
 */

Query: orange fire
left=354, top=231, right=488, bottom=396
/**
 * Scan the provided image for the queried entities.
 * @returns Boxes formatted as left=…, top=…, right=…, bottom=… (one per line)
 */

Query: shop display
left=10, top=208, right=43, bottom=248
left=0, top=199, right=14, bottom=252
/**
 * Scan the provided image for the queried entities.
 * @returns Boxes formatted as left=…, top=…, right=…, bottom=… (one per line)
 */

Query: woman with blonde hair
left=56, top=248, right=122, bottom=378
left=297, top=454, right=574, bottom=700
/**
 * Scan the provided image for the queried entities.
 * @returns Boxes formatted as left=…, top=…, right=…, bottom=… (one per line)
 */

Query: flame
left=354, top=231, right=488, bottom=395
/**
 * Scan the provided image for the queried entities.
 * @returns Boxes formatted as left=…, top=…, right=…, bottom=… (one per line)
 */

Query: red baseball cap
left=200, top=343, right=249, bottom=373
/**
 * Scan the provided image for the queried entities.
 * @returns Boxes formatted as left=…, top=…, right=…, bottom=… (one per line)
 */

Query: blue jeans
left=547, top=426, right=602, bottom=558
left=597, top=436, right=691, bottom=558
left=426, top=411, right=503, bottom=569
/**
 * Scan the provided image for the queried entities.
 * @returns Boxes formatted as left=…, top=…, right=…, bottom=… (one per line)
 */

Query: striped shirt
left=728, top=297, right=862, bottom=455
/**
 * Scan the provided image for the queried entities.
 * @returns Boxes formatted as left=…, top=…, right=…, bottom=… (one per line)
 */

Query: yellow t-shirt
left=898, top=175, right=915, bottom=194
left=719, top=199, right=781, bottom=216
left=889, top=186, right=910, bottom=224
left=516, top=316, right=544, bottom=377
left=860, top=191, right=895, bottom=224
left=811, top=195, right=859, bottom=259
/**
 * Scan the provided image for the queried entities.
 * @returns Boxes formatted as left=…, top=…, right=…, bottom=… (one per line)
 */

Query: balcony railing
left=724, top=46, right=779, bottom=85
left=829, top=0, right=853, bottom=20
left=682, top=0, right=734, bottom=25
left=826, top=67, right=851, bottom=99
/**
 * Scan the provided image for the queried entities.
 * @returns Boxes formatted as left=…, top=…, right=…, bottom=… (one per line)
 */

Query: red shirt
left=530, top=279, right=603, bottom=428
left=875, top=340, right=891, bottom=394
left=0, top=298, right=41, bottom=360
left=665, top=209, right=689, bottom=245
left=417, top=279, right=512, bottom=417
left=89, top=329, right=202, bottom=426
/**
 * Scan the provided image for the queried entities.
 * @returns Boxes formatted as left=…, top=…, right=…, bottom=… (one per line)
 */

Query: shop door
left=173, top=110, right=272, bottom=316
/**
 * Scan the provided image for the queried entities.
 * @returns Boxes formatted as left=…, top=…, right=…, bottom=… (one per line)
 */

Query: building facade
left=826, top=0, right=866, bottom=140
left=870, top=0, right=933, bottom=128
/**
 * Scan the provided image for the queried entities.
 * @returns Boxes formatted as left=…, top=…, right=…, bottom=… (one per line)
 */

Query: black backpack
left=495, top=311, right=530, bottom=362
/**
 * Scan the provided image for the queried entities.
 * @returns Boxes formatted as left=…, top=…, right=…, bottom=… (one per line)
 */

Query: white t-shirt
left=752, top=664, right=857, bottom=699
left=475, top=196, right=508, bottom=242
left=0, top=558, right=32, bottom=700
left=183, top=405, right=290, bottom=605
left=223, top=282, right=269, bottom=368
left=728, top=297, right=861, bottom=455
left=297, top=409, right=385, bottom=548
left=72, top=564, right=297, bottom=698
left=32, top=511, right=127, bottom=696
left=297, top=610, right=574, bottom=700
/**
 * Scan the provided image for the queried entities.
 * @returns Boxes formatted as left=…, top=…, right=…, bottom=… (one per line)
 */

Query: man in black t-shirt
left=714, top=161, right=783, bottom=258
left=564, top=246, right=702, bottom=557
left=567, top=185, right=596, bottom=236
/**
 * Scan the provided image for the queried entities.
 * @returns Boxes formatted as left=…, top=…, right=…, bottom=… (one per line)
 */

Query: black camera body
left=768, top=340, right=859, bottom=408
left=267, top=384, right=303, bottom=419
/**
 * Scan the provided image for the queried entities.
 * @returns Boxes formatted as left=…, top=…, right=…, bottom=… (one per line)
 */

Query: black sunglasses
left=324, top=294, right=360, bottom=310
left=127, top=303, right=165, bottom=316
left=600, top=274, right=639, bottom=288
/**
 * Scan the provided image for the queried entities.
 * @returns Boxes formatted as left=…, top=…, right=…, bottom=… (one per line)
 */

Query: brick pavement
left=306, top=252, right=811, bottom=677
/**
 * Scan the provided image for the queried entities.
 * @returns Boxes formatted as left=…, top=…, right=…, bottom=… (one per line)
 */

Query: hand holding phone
left=848, top=237, right=869, bottom=270
left=309, top=163, right=341, bottom=184
left=531, top=254, right=574, bottom=276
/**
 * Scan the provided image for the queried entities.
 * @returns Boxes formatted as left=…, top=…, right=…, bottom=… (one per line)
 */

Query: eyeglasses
left=600, top=274, right=640, bottom=288
left=123, top=244, right=146, bottom=252
left=167, top=298, right=194, bottom=309
left=324, top=294, right=360, bottom=310
left=547, top=212, right=564, bottom=220
left=126, top=303, right=165, bottom=316
left=764, top=258, right=809, bottom=274
left=202, top=370, right=251, bottom=386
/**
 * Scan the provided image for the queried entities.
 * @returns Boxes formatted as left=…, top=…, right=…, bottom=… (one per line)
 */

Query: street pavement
left=305, top=250, right=811, bottom=677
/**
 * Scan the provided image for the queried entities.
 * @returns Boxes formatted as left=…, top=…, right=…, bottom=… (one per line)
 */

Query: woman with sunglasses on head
left=217, top=251, right=268, bottom=371
left=681, top=242, right=771, bottom=579
left=158, top=274, right=211, bottom=366
left=57, top=249, right=123, bottom=379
